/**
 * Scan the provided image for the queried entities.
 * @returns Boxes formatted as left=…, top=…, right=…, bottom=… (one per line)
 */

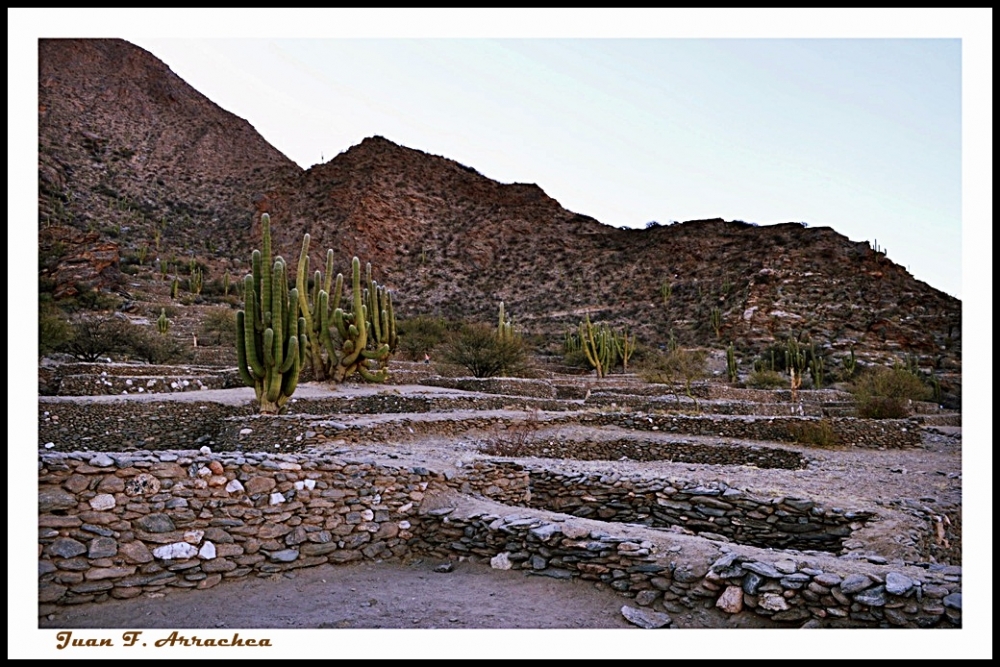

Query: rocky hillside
left=38, top=39, right=961, bottom=380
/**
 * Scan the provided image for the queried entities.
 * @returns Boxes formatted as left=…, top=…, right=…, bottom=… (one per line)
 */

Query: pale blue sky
left=8, top=8, right=993, bottom=660
left=127, top=36, right=964, bottom=298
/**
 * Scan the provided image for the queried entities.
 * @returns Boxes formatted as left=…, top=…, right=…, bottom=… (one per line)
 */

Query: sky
left=8, top=7, right=993, bottom=660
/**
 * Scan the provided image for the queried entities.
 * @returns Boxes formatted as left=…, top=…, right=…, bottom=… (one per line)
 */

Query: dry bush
left=787, top=419, right=841, bottom=447
left=477, top=411, right=541, bottom=457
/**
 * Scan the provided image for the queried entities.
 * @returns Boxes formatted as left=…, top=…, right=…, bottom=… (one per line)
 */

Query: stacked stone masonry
left=37, top=449, right=962, bottom=628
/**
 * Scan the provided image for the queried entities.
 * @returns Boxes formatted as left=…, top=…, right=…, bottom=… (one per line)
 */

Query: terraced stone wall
left=412, top=513, right=963, bottom=629
left=592, top=413, right=921, bottom=449
left=36, top=450, right=962, bottom=627
left=37, top=449, right=442, bottom=616
left=456, top=461, right=867, bottom=553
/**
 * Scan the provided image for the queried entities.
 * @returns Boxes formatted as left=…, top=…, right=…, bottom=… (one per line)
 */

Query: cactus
left=235, top=213, right=307, bottom=414
left=842, top=347, right=857, bottom=379
left=223, top=272, right=231, bottom=297
left=296, top=233, right=396, bottom=383
left=157, top=308, right=169, bottom=335
left=170, top=276, right=179, bottom=299
left=660, top=280, right=672, bottom=305
left=726, top=342, right=738, bottom=383
left=579, top=314, right=620, bottom=379
left=190, top=265, right=203, bottom=295
left=615, top=325, right=636, bottom=372
left=497, top=301, right=514, bottom=342
left=710, top=307, right=723, bottom=339
left=809, top=341, right=824, bottom=388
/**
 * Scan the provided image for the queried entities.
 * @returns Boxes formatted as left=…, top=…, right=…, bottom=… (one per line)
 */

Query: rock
left=716, top=585, right=744, bottom=614
left=88, top=453, right=114, bottom=467
left=125, top=473, right=161, bottom=496
left=742, top=561, right=781, bottom=579
left=434, top=562, right=454, bottom=573
left=244, top=476, right=276, bottom=495
left=119, top=541, right=153, bottom=564
left=152, top=542, right=198, bottom=560
left=39, top=486, right=77, bottom=512
left=47, top=537, right=87, bottom=558
left=885, top=572, right=914, bottom=596
left=840, top=574, right=873, bottom=595
left=87, top=536, right=118, bottom=558
left=943, top=593, right=962, bottom=610
left=200, top=446, right=212, bottom=455
left=88, top=494, right=116, bottom=511
left=854, top=586, right=887, bottom=607
left=634, top=590, right=660, bottom=607
left=742, top=572, right=764, bottom=595
left=134, top=514, right=175, bottom=533
left=759, top=593, right=790, bottom=612
left=490, top=552, right=512, bottom=570
left=225, top=479, right=245, bottom=494
left=209, top=461, right=224, bottom=475
left=269, top=549, right=299, bottom=563
left=621, top=605, right=672, bottom=629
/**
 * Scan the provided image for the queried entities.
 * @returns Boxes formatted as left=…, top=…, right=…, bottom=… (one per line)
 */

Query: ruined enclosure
left=36, top=362, right=963, bottom=629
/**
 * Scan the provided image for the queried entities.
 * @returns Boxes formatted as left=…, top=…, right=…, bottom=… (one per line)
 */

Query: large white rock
left=199, top=542, right=217, bottom=560
left=490, top=552, right=512, bottom=570
left=153, top=542, right=198, bottom=560
left=89, top=494, right=116, bottom=511
left=225, top=479, right=245, bottom=494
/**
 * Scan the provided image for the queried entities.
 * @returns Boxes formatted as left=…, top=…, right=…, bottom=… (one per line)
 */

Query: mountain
left=37, top=38, right=961, bottom=384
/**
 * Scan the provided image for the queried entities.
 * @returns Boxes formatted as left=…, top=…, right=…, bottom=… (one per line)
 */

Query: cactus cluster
left=296, top=233, right=397, bottom=383
left=578, top=315, right=636, bottom=378
left=497, top=301, right=515, bottom=342
left=236, top=213, right=307, bottom=414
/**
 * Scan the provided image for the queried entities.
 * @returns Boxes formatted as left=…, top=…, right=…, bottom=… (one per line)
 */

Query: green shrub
left=851, top=365, right=932, bottom=419
left=787, top=419, right=841, bottom=447
left=39, top=308, right=74, bottom=357
left=748, top=369, right=786, bottom=389
left=397, top=315, right=451, bottom=361
left=637, top=347, right=707, bottom=409
left=199, top=307, right=238, bottom=346
left=442, top=322, right=527, bottom=378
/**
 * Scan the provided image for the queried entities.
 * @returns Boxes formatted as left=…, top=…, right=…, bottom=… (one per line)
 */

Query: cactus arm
left=235, top=311, right=256, bottom=388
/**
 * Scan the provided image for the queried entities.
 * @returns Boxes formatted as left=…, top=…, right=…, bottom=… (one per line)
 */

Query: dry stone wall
left=412, top=510, right=962, bottom=628
left=36, top=448, right=962, bottom=628
left=37, top=448, right=443, bottom=615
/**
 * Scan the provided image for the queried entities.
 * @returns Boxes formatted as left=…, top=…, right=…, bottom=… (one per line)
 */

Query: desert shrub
left=638, top=347, right=707, bottom=408
left=787, top=419, right=841, bottom=447
left=477, top=411, right=540, bottom=457
left=39, top=308, right=74, bottom=357
left=442, top=322, right=527, bottom=378
left=199, top=307, right=238, bottom=346
left=851, top=365, right=932, bottom=419
left=122, top=326, right=190, bottom=364
left=59, top=316, right=132, bottom=361
left=748, top=369, right=787, bottom=389
left=397, top=315, right=451, bottom=360
left=62, top=287, right=123, bottom=313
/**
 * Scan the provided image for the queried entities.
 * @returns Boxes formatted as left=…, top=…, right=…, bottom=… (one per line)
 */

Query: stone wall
left=412, top=510, right=962, bottom=628
left=37, top=448, right=963, bottom=628
left=451, top=461, right=867, bottom=553
left=419, top=376, right=558, bottom=399
left=37, top=448, right=443, bottom=614
left=39, top=400, right=922, bottom=454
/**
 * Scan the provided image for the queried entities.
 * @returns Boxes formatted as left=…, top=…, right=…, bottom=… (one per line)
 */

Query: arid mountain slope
left=37, top=38, right=961, bottom=376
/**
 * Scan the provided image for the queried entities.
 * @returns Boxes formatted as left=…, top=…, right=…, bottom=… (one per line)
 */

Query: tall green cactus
left=497, top=301, right=514, bottom=342
left=236, top=213, right=307, bottom=414
left=580, top=314, right=617, bottom=379
left=614, top=325, right=636, bottom=372
left=296, top=233, right=396, bottom=383
left=726, top=342, right=738, bottom=383
left=157, top=308, right=170, bottom=335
